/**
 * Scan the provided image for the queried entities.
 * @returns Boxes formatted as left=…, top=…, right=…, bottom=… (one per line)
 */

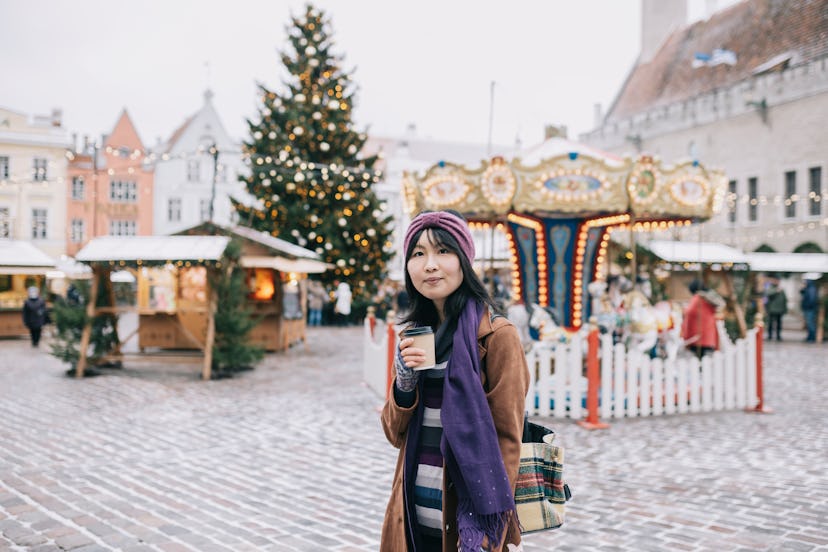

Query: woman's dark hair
left=401, top=211, right=498, bottom=329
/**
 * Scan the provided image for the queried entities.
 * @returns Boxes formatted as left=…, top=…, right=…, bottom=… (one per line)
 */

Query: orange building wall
left=65, top=110, right=154, bottom=256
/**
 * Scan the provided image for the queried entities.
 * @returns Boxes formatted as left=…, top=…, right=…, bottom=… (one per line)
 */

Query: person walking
left=380, top=210, right=530, bottom=552
left=22, top=286, right=48, bottom=348
left=306, top=280, right=327, bottom=327
left=764, top=277, right=787, bottom=341
left=333, top=280, right=352, bottom=326
left=800, top=276, right=819, bottom=343
left=680, top=279, right=724, bottom=358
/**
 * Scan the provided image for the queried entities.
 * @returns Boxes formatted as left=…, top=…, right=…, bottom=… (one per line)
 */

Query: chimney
left=83, top=135, right=89, bottom=153
left=51, top=108, right=63, bottom=127
left=71, top=133, right=78, bottom=153
left=593, top=103, right=604, bottom=128
left=641, top=0, right=687, bottom=64
left=544, top=124, right=567, bottom=140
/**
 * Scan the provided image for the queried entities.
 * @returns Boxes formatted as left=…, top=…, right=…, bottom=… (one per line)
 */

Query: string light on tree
left=232, top=2, right=393, bottom=299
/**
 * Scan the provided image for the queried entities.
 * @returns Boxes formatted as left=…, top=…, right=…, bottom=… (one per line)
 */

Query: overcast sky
left=2, top=1, right=726, bottom=150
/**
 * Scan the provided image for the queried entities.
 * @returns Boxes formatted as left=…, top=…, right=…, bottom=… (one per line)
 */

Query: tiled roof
left=607, top=0, right=828, bottom=121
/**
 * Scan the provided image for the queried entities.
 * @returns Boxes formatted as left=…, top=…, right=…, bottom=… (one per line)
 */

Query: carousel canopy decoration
left=401, top=139, right=728, bottom=329
left=402, top=144, right=726, bottom=220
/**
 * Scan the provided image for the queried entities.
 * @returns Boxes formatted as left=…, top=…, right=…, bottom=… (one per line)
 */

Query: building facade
left=582, top=0, right=828, bottom=253
left=152, top=90, right=248, bottom=236
left=364, top=128, right=508, bottom=280
left=66, top=110, right=154, bottom=256
left=0, top=107, right=70, bottom=257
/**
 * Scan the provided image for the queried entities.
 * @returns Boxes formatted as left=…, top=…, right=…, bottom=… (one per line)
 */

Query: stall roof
left=744, top=252, right=828, bottom=274
left=228, top=225, right=322, bottom=260
left=240, top=255, right=333, bottom=274
left=643, top=240, right=749, bottom=264
left=0, top=239, right=56, bottom=274
left=76, top=236, right=230, bottom=263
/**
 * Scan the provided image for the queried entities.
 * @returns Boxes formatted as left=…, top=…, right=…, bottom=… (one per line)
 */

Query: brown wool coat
left=380, top=311, right=530, bottom=552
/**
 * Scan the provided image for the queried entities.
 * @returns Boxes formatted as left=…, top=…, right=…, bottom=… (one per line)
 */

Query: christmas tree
left=234, top=3, right=393, bottom=302
left=209, top=240, right=264, bottom=378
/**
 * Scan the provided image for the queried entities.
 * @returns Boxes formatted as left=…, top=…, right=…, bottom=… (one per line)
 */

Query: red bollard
left=747, top=320, right=773, bottom=413
left=367, top=307, right=377, bottom=338
left=386, top=319, right=396, bottom=401
left=577, top=322, right=609, bottom=430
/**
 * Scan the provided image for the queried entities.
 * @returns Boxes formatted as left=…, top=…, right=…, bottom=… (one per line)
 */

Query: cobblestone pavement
left=1, top=327, right=826, bottom=551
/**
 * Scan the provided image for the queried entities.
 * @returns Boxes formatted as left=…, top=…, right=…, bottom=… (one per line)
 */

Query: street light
left=209, top=143, right=218, bottom=222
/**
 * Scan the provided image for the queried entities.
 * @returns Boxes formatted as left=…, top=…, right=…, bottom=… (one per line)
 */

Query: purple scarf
left=403, top=300, right=515, bottom=551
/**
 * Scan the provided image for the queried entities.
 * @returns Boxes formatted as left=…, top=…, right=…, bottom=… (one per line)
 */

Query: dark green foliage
left=234, top=3, right=393, bottom=302
left=209, top=240, right=264, bottom=378
left=49, top=278, right=119, bottom=376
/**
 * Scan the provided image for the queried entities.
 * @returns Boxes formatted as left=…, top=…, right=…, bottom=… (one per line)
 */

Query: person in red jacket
left=681, top=279, right=725, bottom=358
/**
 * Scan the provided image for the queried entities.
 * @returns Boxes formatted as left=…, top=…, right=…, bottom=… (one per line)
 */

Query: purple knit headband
left=403, top=211, right=476, bottom=263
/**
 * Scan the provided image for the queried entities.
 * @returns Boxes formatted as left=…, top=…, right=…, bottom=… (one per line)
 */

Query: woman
left=380, top=210, right=529, bottom=552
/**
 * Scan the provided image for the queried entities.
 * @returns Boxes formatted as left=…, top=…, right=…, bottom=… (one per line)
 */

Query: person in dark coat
left=22, top=286, right=48, bottom=347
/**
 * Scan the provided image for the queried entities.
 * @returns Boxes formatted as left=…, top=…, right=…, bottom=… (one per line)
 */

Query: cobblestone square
left=1, top=327, right=826, bottom=551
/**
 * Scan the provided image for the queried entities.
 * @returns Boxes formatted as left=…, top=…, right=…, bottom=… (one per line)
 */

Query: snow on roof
left=240, top=255, right=332, bottom=274
left=228, top=225, right=321, bottom=260
left=744, top=252, right=828, bottom=274
left=76, top=236, right=230, bottom=263
left=0, top=240, right=56, bottom=269
left=511, top=137, right=624, bottom=167
left=644, top=240, right=749, bottom=264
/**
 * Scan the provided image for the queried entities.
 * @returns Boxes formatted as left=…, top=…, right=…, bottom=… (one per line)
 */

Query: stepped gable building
left=583, top=0, right=828, bottom=253
left=152, top=90, right=249, bottom=236
left=66, top=110, right=154, bottom=256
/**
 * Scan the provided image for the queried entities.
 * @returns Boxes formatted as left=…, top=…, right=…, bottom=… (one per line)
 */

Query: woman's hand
left=399, top=337, right=429, bottom=369
left=395, top=337, right=424, bottom=392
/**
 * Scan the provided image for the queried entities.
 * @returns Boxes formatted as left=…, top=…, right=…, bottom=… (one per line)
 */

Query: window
left=0, top=156, right=9, bottom=179
left=809, top=167, right=822, bottom=217
left=727, top=180, right=737, bottom=224
left=784, top=170, right=796, bottom=219
left=70, top=219, right=85, bottom=243
left=168, top=198, right=182, bottom=222
left=0, top=207, right=10, bottom=238
left=200, top=198, right=211, bottom=221
left=187, top=159, right=200, bottom=182
left=71, top=176, right=85, bottom=200
left=33, top=158, right=48, bottom=181
left=109, top=180, right=137, bottom=202
left=109, top=220, right=136, bottom=236
left=31, top=208, right=47, bottom=238
left=748, top=177, right=758, bottom=222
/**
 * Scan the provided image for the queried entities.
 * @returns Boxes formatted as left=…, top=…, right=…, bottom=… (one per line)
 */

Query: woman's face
left=407, top=229, right=463, bottom=318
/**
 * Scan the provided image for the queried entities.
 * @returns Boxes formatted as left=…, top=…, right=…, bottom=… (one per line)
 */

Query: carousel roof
left=76, top=236, right=230, bottom=264
left=402, top=137, right=727, bottom=220
left=0, top=239, right=56, bottom=274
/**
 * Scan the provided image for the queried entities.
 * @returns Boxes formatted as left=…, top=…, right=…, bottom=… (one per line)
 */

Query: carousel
left=402, top=138, right=727, bottom=329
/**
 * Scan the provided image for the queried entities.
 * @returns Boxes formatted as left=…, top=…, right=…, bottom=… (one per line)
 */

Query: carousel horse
left=625, top=289, right=659, bottom=356
left=527, top=303, right=573, bottom=346
left=652, top=300, right=684, bottom=361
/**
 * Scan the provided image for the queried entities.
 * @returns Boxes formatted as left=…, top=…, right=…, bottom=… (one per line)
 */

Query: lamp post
left=209, top=143, right=218, bottom=222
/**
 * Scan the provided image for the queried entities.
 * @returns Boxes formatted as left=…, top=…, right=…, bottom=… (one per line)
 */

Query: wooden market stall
left=176, top=223, right=332, bottom=351
left=0, top=240, right=56, bottom=336
left=75, top=235, right=231, bottom=379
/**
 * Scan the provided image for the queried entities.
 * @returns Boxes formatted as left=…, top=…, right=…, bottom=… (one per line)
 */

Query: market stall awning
left=0, top=239, right=56, bottom=274
left=643, top=240, right=749, bottom=264
left=76, top=236, right=230, bottom=264
left=240, top=255, right=332, bottom=274
left=744, top=252, right=828, bottom=274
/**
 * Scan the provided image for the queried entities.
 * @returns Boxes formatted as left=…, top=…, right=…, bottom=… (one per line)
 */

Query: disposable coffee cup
left=402, top=326, right=436, bottom=371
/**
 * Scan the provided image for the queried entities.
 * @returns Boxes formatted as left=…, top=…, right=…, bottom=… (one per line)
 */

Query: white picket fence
left=525, top=328, right=759, bottom=419
left=363, top=318, right=391, bottom=399
left=363, top=317, right=761, bottom=421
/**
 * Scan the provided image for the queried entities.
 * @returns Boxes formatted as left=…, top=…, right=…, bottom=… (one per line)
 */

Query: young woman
left=380, top=210, right=530, bottom=552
